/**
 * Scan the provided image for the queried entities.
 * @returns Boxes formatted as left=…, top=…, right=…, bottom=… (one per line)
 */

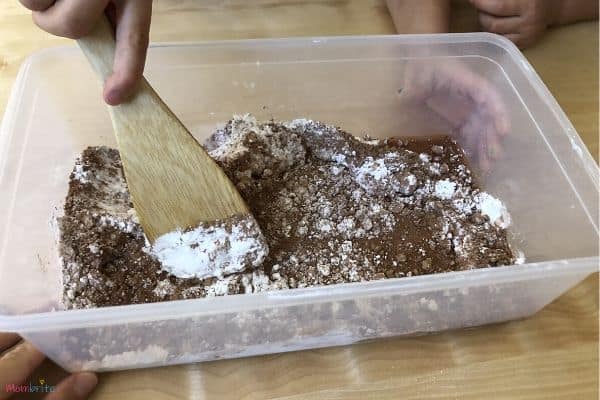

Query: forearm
left=386, top=0, right=451, bottom=33
left=553, top=0, right=599, bottom=25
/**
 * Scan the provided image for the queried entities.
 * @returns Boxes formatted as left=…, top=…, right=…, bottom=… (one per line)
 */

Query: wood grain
left=77, top=16, right=248, bottom=241
left=0, top=1, right=597, bottom=399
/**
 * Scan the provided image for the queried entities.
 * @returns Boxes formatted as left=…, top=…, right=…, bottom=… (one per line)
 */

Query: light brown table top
left=1, top=1, right=598, bottom=399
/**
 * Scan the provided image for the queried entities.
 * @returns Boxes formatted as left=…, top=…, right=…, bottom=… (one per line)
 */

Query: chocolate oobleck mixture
left=59, top=115, right=522, bottom=309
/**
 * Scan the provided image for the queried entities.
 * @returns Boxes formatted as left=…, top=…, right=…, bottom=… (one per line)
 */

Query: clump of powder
left=434, top=179, right=457, bottom=200
left=474, top=192, right=512, bottom=228
left=147, top=215, right=268, bottom=280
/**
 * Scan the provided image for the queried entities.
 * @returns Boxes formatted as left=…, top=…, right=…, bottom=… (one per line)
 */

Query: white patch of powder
left=514, top=250, right=526, bottom=265
left=330, top=165, right=344, bottom=175
left=355, top=157, right=390, bottom=191
left=82, top=345, right=169, bottom=370
left=87, top=244, right=99, bottom=254
left=99, top=215, right=137, bottom=234
left=451, top=191, right=512, bottom=229
left=420, top=297, right=439, bottom=311
left=333, top=154, right=348, bottom=166
left=250, top=270, right=272, bottom=292
left=284, top=118, right=313, bottom=129
left=148, top=216, right=268, bottom=280
left=434, top=179, right=457, bottom=200
left=73, top=162, right=89, bottom=183
left=204, top=275, right=235, bottom=296
left=153, top=279, right=175, bottom=297
left=207, top=113, right=258, bottom=159
left=475, top=192, right=511, bottom=228
left=356, top=136, right=382, bottom=145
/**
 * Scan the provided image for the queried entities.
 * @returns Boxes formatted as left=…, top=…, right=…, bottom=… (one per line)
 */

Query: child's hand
left=19, top=0, right=152, bottom=105
left=0, top=333, right=97, bottom=399
left=399, top=59, right=509, bottom=173
left=469, top=0, right=559, bottom=48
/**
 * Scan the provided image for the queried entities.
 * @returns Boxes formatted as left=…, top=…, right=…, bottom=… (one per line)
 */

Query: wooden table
left=1, top=1, right=598, bottom=399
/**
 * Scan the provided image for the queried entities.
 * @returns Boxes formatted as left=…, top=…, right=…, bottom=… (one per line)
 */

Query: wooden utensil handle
left=76, top=15, right=117, bottom=82
left=74, top=13, right=250, bottom=241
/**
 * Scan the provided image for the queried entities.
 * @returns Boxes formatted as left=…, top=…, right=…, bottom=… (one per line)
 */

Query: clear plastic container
left=0, top=33, right=597, bottom=372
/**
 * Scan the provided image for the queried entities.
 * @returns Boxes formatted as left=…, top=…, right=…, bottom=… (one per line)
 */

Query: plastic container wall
left=0, top=34, right=597, bottom=371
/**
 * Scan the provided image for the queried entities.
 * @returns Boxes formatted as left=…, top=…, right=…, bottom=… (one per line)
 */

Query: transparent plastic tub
left=0, top=33, right=597, bottom=372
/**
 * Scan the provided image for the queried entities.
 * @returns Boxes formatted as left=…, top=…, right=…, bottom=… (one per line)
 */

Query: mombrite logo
left=4, top=378, right=55, bottom=394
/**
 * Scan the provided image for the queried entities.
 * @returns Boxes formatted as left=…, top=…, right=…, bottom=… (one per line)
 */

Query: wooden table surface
left=1, top=1, right=598, bottom=399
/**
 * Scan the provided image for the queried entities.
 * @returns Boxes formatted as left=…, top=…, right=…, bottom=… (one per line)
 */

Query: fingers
left=477, top=12, right=539, bottom=49
left=505, top=32, right=540, bottom=49
left=0, top=333, right=20, bottom=350
left=469, top=0, right=520, bottom=17
left=457, top=71, right=509, bottom=137
left=45, top=372, right=98, bottom=400
left=0, top=336, right=97, bottom=400
left=19, top=0, right=55, bottom=11
left=33, top=0, right=110, bottom=39
left=30, top=0, right=151, bottom=105
left=0, top=341, right=45, bottom=400
left=103, top=0, right=152, bottom=105
left=479, top=12, right=522, bottom=34
left=462, top=74, right=508, bottom=172
left=399, top=63, right=432, bottom=104
left=399, top=60, right=509, bottom=172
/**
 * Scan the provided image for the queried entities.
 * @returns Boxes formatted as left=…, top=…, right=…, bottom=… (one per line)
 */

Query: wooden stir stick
left=77, top=16, right=249, bottom=242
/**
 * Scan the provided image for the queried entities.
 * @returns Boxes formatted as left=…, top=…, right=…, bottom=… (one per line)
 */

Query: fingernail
left=73, top=372, right=98, bottom=396
left=104, top=89, right=121, bottom=106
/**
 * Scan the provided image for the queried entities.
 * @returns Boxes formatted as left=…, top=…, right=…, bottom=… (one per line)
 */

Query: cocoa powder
left=59, top=116, right=517, bottom=309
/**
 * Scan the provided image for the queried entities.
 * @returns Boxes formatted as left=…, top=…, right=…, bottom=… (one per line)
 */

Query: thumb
left=45, top=372, right=98, bottom=400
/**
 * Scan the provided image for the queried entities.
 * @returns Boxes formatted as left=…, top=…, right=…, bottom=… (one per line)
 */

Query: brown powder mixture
left=59, top=115, right=518, bottom=309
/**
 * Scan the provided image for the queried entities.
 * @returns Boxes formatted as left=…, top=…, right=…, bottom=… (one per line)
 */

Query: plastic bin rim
left=16, top=32, right=524, bottom=59
left=0, top=257, right=597, bottom=333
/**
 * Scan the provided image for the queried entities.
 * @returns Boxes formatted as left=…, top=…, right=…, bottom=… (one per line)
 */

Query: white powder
left=148, top=215, right=268, bottom=280
left=355, top=157, right=391, bottom=192
left=428, top=299, right=439, bottom=311
left=73, top=162, right=89, bottom=183
left=330, top=165, right=344, bottom=175
left=250, top=270, right=272, bottom=292
left=420, top=297, right=439, bottom=311
left=285, top=118, right=313, bottom=130
left=204, top=275, right=236, bottom=296
left=316, top=219, right=334, bottom=233
left=474, top=192, right=511, bottom=228
left=451, top=191, right=511, bottom=229
left=99, top=215, right=138, bottom=234
left=419, top=153, right=431, bottom=163
left=82, top=345, right=169, bottom=370
left=514, top=250, right=526, bottom=265
left=153, top=279, right=175, bottom=297
left=356, top=136, right=382, bottom=146
left=429, top=163, right=441, bottom=176
left=206, top=113, right=257, bottom=159
left=434, top=179, right=457, bottom=200
left=333, top=154, right=348, bottom=166
left=337, top=217, right=355, bottom=233
left=405, top=173, right=417, bottom=187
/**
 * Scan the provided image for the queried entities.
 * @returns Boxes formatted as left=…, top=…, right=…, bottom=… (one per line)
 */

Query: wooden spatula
left=77, top=16, right=249, bottom=242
